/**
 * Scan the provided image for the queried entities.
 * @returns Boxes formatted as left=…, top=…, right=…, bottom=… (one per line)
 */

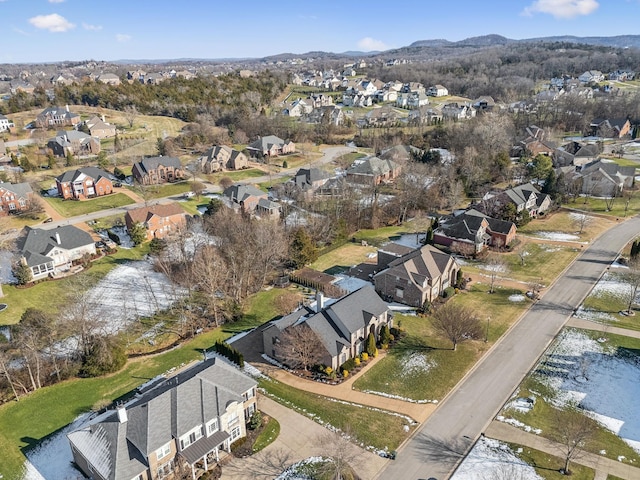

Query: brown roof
left=126, top=203, right=185, bottom=223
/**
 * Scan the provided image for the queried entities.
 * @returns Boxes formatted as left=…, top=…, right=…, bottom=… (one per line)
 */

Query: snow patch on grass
left=509, top=294, right=526, bottom=302
left=533, top=231, right=581, bottom=242
left=399, top=352, right=436, bottom=377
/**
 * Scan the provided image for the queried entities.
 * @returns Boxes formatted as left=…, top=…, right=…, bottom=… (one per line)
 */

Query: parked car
left=183, top=191, right=196, bottom=198
left=44, top=217, right=53, bottom=223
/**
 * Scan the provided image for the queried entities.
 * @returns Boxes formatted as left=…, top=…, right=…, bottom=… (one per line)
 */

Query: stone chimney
left=55, top=232, right=61, bottom=245
left=65, top=104, right=69, bottom=112
left=315, top=290, right=325, bottom=313
left=117, top=406, right=128, bottom=423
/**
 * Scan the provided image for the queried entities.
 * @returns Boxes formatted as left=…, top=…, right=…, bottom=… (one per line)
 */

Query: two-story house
left=0, top=182, right=33, bottom=215
left=125, top=203, right=187, bottom=241
left=17, top=226, right=96, bottom=280
left=56, top=167, right=114, bottom=200
left=434, top=209, right=517, bottom=254
left=223, top=184, right=268, bottom=213
left=132, top=156, right=186, bottom=185
left=262, top=286, right=391, bottom=370
left=67, top=356, right=258, bottom=480
left=345, top=156, right=401, bottom=185
left=374, top=244, right=460, bottom=307
left=86, top=116, right=117, bottom=139
left=246, top=135, right=295, bottom=158
left=0, top=113, right=14, bottom=132
left=197, top=146, right=248, bottom=173
left=36, top=106, right=80, bottom=128
left=48, top=130, right=101, bottom=157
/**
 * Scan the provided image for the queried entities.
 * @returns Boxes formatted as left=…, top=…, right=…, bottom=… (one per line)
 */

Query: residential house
left=343, top=93, right=373, bottom=108
left=442, top=103, right=476, bottom=121
left=307, top=94, right=333, bottom=108
left=56, top=167, right=114, bottom=200
left=579, top=159, right=635, bottom=196
left=472, top=96, right=496, bottom=111
left=283, top=98, right=313, bottom=117
left=487, top=184, right=551, bottom=217
left=373, top=244, right=459, bottom=307
left=345, top=156, right=401, bottom=185
left=427, top=85, right=448, bottom=97
left=197, top=146, right=248, bottom=173
left=578, top=70, right=604, bottom=84
left=262, top=286, right=392, bottom=371
left=434, top=209, right=517, bottom=254
left=255, top=198, right=282, bottom=219
left=0, top=114, right=14, bottom=132
left=36, top=106, right=80, bottom=128
left=378, top=144, right=423, bottom=163
left=67, top=356, right=257, bottom=480
left=589, top=118, right=631, bottom=139
left=125, top=203, right=187, bottom=240
left=247, top=135, right=295, bottom=158
left=86, top=116, right=117, bottom=139
left=223, top=184, right=268, bottom=213
left=10, top=82, right=35, bottom=95
left=408, top=105, right=443, bottom=124
left=0, top=182, right=34, bottom=215
left=554, top=141, right=600, bottom=167
left=361, top=106, right=398, bottom=127
left=132, top=156, right=185, bottom=185
left=96, top=73, right=121, bottom=86
left=305, top=105, right=345, bottom=126
left=17, top=226, right=96, bottom=280
left=50, top=74, right=76, bottom=86
left=48, top=131, right=101, bottom=157
left=292, top=168, right=331, bottom=193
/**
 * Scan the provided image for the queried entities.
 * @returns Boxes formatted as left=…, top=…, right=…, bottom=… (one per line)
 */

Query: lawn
left=258, top=378, right=413, bottom=452
left=252, top=416, right=280, bottom=453
left=353, top=285, right=530, bottom=401
left=45, top=193, right=134, bottom=217
left=352, top=225, right=416, bottom=246
left=0, top=328, right=226, bottom=480
left=310, top=243, right=377, bottom=273
left=564, top=195, right=640, bottom=218
left=206, top=168, right=266, bottom=184
left=0, top=245, right=149, bottom=326
left=507, top=443, right=595, bottom=479
left=130, top=181, right=193, bottom=200
left=175, top=197, right=209, bottom=215
left=518, top=210, right=615, bottom=240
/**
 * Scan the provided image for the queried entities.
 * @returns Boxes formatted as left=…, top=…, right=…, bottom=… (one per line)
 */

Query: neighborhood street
left=378, top=215, right=640, bottom=480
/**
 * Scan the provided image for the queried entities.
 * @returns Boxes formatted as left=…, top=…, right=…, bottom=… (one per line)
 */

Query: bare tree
left=485, top=253, right=507, bottom=294
left=123, top=105, right=138, bottom=129
left=572, top=212, right=593, bottom=234
left=273, top=292, right=303, bottom=316
left=0, top=347, right=21, bottom=401
left=527, top=279, right=544, bottom=300
left=191, top=244, right=228, bottom=327
left=431, top=303, right=483, bottom=350
left=517, top=245, right=528, bottom=266
left=190, top=180, right=206, bottom=200
left=314, top=425, right=364, bottom=480
left=550, top=405, right=597, bottom=475
left=275, top=324, right=324, bottom=371
left=621, top=256, right=640, bottom=314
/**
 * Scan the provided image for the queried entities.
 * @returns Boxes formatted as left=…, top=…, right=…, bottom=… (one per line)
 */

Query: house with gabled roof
left=262, top=286, right=392, bottom=370
left=345, top=156, right=401, bottom=185
left=0, top=182, right=33, bottom=215
left=17, top=225, right=96, bottom=280
left=434, top=209, right=517, bottom=254
left=578, top=159, right=635, bottom=196
left=125, top=203, right=187, bottom=241
left=56, top=167, right=114, bottom=200
left=0, top=113, right=14, bottom=132
left=197, top=146, right=248, bottom=173
left=373, top=244, right=459, bottom=307
left=36, top=106, right=80, bottom=128
left=67, top=356, right=257, bottom=480
left=589, top=118, right=631, bottom=139
left=246, top=135, right=295, bottom=158
left=291, top=167, right=331, bottom=193
left=132, top=156, right=185, bottom=185
left=48, top=130, right=101, bottom=157
left=554, top=141, right=600, bottom=167
left=86, top=116, right=117, bottom=139
left=223, top=184, right=268, bottom=213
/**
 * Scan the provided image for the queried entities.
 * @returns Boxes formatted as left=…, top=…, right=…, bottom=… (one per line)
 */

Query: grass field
left=130, top=181, right=192, bottom=200
left=518, top=210, right=615, bottom=240
left=309, top=243, right=377, bottom=273
left=564, top=195, right=640, bottom=218
left=506, top=443, right=595, bottom=479
left=252, top=416, right=280, bottom=453
left=45, top=193, right=134, bottom=217
left=206, top=168, right=267, bottom=184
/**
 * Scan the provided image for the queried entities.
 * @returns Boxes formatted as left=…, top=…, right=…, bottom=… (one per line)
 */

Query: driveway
left=220, top=395, right=388, bottom=480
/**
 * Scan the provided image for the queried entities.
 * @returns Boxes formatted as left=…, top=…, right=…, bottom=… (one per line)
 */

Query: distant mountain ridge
left=409, top=34, right=640, bottom=49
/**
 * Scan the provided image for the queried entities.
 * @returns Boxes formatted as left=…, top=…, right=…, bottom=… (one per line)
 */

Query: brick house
left=67, top=356, right=257, bottom=480
left=197, top=145, right=248, bottom=173
left=48, top=131, right=101, bottom=157
left=0, top=182, right=33, bottom=215
left=86, top=116, right=117, bottom=139
left=374, top=244, right=459, bottom=307
left=247, top=135, right=295, bottom=158
left=56, top=167, right=114, bottom=200
left=132, top=156, right=186, bottom=185
left=223, top=184, right=268, bottom=213
left=434, top=209, right=517, bottom=254
left=345, top=156, right=401, bottom=185
left=125, top=203, right=187, bottom=240
left=36, top=106, right=80, bottom=128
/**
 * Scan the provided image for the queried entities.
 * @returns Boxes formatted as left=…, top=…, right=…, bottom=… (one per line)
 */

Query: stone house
left=247, top=135, right=295, bottom=158
left=434, top=209, right=517, bottom=254
left=36, top=106, right=80, bottom=128
left=197, top=146, right=248, bottom=173
left=132, top=156, right=185, bottom=185
left=48, top=131, right=101, bottom=157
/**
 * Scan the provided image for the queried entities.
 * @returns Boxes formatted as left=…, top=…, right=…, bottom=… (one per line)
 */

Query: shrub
left=354, top=357, right=361, bottom=366
left=325, top=366, right=333, bottom=375
left=366, top=332, right=377, bottom=356
left=372, top=348, right=378, bottom=357
left=379, top=324, right=391, bottom=345
left=230, top=436, right=248, bottom=452
left=340, top=358, right=356, bottom=372
left=212, top=340, right=245, bottom=367
left=442, top=286, right=455, bottom=298
left=342, top=369, right=349, bottom=378
left=360, top=352, right=369, bottom=362
left=249, top=410, right=263, bottom=430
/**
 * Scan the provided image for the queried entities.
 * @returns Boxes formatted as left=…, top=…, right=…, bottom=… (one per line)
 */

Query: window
left=206, top=418, right=219, bottom=436
left=131, top=475, right=143, bottom=480
left=227, top=412, right=239, bottom=428
left=156, top=442, right=171, bottom=460
left=230, top=426, right=241, bottom=441
left=245, top=388, right=255, bottom=400
left=179, top=425, right=203, bottom=450
left=396, top=287, right=404, bottom=299
left=157, top=462, right=172, bottom=478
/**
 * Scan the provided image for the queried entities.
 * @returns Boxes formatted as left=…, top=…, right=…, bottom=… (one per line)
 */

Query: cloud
left=116, top=33, right=131, bottom=42
left=357, top=37, right=389, bottom=51
left=82, top=22, right=102, bottom=31
left=48, top=0, right=66, bottom=3
left=12, top=26, right=29, bottom=36
left=522, top=0, right=599, bottom=18
left=28, top=13, right=75, bottom=32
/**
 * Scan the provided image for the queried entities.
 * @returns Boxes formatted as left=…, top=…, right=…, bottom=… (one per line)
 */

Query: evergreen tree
left=129, top=222, right=148, bottom=245
left=379, top=324, right=391, bottom=345
left=366, top=332, right=377, bottom=356
left=289, top=227, right=318, bottom=268
left=13, top=262, right=32, bottom=285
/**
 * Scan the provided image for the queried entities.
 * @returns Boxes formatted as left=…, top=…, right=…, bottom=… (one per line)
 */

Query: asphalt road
left=378, top=215, right=640, bottom=480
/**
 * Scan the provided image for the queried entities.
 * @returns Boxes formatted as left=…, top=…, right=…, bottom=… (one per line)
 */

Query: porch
left=181, top=430, right=230, bottom=480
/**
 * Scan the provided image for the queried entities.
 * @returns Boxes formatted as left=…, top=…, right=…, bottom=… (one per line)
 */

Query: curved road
left=378, top=215, right=640, bottom=480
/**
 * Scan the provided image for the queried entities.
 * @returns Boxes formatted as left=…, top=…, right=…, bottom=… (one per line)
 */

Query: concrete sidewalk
left=486, top=421, right=640, bottom=479
left=567, top=317, right=640, bottom=339
left=220, top=394, right=389, bottom=480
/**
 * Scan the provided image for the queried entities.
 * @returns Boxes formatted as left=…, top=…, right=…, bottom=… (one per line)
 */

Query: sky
left=1, top=0, right=640, bottom=63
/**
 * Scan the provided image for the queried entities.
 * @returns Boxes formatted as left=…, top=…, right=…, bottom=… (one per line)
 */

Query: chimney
left=101, top=114, right=106, bottom=123
left=55, top=232, right=61, bottom=245
left=65, top=104, right=69, bottom=112
left=315, top=290, right=324, bottom=313
left=117, top=406, right=128, bottom=423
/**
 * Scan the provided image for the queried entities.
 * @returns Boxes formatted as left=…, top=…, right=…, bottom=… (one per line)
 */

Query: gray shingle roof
left=223, top=184, right=266, bottom=203
left=0, top=182, right=33, bottom=197
left=19, top=226, right=94, bottom=267
left=346, top=156, right=399, bottom=177
left=375, top=244, right=455, bottom=288
left=56, top=166, right=114, bottom=184
left=133, top=156, right=182, bottom=175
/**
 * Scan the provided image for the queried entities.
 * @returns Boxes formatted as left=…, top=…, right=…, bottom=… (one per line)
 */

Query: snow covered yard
left=576, top=270, right=637, bottom=325
left=499, top=328, right=640, bottom=462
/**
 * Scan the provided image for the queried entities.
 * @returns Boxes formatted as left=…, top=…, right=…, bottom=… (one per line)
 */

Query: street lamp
left=485, top=316, right=490, bottom=343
